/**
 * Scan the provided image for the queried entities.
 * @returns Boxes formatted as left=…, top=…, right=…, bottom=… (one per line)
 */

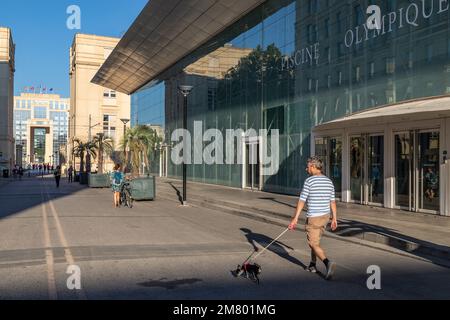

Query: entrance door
left=245, top=142, right=260, bottom=190
left=395, top=130, right=440, bottom=213
left=350, top=134, right=384, bottom=205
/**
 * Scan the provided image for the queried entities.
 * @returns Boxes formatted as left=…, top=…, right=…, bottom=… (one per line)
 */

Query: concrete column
left=442, top=118, right=450, bottom=216
left=342, top=129, right=350, bottom=203
left=384, top=126, right=395, bottom=208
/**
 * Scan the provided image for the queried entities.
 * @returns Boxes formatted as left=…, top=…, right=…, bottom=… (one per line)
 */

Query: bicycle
left=119, top=182, right=134, bottom=209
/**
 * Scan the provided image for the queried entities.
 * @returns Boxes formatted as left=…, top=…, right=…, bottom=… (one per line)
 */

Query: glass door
left=350, top=136, right=364, bottom=203
left=245, top=142, right=260, bottom=190
left=329, top=137, right=342, bottom=199
left=418, top=131, right=440, bottom=212
left=350, top=134, right=384, bottom=205
left=394, top=130, right=440, bottom=213
left=395, top=133, right=412, bottom=209
left=314, top=137, right=342, bottom=200
left=368, top=135, right=384, bottom=205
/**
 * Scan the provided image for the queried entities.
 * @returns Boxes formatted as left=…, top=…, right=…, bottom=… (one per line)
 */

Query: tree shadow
left=240, top=228, right=306, bottom=269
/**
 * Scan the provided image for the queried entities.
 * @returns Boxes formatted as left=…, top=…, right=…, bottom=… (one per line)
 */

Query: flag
left=30, top=86, right=34, bottom=91
left=49, top=88, right=53, bottom=92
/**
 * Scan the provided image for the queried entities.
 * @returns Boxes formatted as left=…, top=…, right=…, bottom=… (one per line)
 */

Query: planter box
left=130, top=176, right=156, bottom=201
left=88, top=173, right=111, bottom=188
left=79, top=172, right=89, bottom=185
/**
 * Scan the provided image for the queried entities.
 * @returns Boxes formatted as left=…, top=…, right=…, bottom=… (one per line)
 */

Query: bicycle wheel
left=125, top=190, right=133, bottom=209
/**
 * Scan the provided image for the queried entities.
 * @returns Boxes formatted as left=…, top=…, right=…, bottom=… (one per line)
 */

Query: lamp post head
left=120, top=119, right=130, bottom=125
left=178, top=85, right=193, bottom=97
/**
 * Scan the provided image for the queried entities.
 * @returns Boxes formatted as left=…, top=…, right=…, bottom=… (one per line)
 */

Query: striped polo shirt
left=299, top=175, right=336, bottom=218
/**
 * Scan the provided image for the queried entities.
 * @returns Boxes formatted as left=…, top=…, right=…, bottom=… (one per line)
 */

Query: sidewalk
left=157, top=177, right=450, bottom=267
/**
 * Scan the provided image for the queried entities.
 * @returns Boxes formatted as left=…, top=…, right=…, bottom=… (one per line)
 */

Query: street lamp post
left=178, top=85, right=193, bottom=206
left=120, top=119, right=130, bottom=171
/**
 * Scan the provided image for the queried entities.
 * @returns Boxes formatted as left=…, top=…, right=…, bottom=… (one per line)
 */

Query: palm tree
left=73, top=138, right=97, bottom=173
left=121, top=125, right=162, bottom=177
left=92, top=133, right=114, bottom=174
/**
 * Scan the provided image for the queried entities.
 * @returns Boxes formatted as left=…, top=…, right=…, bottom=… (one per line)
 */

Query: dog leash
left=243, top=227, right=290, bottom=265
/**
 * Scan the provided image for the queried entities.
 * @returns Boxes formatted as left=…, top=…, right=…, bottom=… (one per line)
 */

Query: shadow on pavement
left=0, top=175, right=88, bottom=221
left=240, top=228, right=306, bottom=269
left=334, top=219, right=450, bottom=268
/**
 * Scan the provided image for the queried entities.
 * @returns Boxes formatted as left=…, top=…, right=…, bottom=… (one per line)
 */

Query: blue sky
left=0, top=0, right=148, bottom=98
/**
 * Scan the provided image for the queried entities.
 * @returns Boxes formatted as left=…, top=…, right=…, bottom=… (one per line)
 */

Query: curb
left=157, top=191, right=450, bottom=269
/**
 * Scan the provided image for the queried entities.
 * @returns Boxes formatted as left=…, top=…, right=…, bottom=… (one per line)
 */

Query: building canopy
left=314, top=96, right=450, bottom=132
left=91, top=0, right=267, bottom=95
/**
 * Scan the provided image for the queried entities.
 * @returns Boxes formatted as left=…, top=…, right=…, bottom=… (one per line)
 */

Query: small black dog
left=235, top=263, right=262, bottom=284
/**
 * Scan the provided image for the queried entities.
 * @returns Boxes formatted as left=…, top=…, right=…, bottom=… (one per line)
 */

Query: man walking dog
left=289, top=156, right=338, bottom=280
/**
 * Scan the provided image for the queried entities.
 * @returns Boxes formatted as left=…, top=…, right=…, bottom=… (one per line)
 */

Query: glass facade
left=131, top=0, right=450, bottom=194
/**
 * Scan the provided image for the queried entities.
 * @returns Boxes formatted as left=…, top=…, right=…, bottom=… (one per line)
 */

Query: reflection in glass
left=350, top=137, right=364, bottom=202
left=329, top=137, right=342, bottom=199
left=395, top=133, right=411, bottom=208
left=368, top=136, right=384, bottom=204
left=419, top=132, right=439, bottom=212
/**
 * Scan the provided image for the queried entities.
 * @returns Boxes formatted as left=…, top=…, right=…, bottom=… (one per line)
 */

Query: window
left=103, top=115, right=116, bottom=138
left=34, top=106, right=47, bottom=119
left=207, top=87, right=216, bottom=111
left=369, top=62, right=375, bottom=78
left=324, top=19, right=330, bottom=38
left=338, top=71, right=343, bottom=86
left=265, top=106, right=285, bottom=135
left=325, top=47, right=331, bottom=63
left=427, top=45, right=433, bottom=63
left=307, top=24, right=317, bottom=43
left=386, top=58, right=395, bottom=74
left=104, top=90, right=117, bottom=98
left=308, top=78, right=313, bottom=91
left=354, top=5, right=364, bottom=26
left=337, top=42, right=345, bottom=57
left=336, top=12, right=342, bottom=33
left=355, top=66, right=361, bottom=82
left=308, top=0, right=318, bottom=14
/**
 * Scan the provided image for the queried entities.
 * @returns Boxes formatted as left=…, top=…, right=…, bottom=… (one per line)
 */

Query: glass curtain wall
left=132, top=0, right=450, bottom=194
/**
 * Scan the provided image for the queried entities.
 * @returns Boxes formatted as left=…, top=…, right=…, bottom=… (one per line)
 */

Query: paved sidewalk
left=157, top=178, right=450, bottom=266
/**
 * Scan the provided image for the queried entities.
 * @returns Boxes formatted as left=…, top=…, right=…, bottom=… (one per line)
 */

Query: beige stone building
left=0, top=27, right=15, bottom=173
left=14, top=93, right=69, bottom=166
left=69, top=34, right=131, bottom=172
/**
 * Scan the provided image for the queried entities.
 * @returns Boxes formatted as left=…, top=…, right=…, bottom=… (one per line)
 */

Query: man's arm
left=289, top=200, right=305, bottom=230
left=330, top=200, right=338, bottom=231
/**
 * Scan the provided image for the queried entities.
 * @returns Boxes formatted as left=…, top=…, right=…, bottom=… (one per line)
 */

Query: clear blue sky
left=0, top=0, right=148, bottom=98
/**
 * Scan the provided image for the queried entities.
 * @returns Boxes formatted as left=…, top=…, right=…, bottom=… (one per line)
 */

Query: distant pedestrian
left=289, top=156, right=338, bottom=280
left=18, top=166, right=24, bottom=180
left=54, top=166, right=61, bottom=188
left=110, top=164, right=124, bottom=208
left=68, top=165, right=74, bottom=183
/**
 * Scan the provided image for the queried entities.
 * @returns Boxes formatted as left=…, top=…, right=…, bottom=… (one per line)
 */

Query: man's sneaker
left=305, top=264, right=318, bottom=273
left=325, top=261, right=336, bottom=280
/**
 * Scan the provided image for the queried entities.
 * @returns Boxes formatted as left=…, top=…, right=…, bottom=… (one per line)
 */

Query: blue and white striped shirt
left=299, top=175, right=336, bottom=218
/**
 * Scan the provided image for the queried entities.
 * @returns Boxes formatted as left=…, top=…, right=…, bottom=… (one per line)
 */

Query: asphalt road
left=0, top=176, right=449, bottom=300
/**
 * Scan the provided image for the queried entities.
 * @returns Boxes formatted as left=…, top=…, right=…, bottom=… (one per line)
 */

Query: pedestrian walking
left=110, top=164, right=124, bottom=208
left=18, top=166, right=24, bottom=181
left=289, top=156, right=338, bottom=280
left=54, top=166, right=62, bottom=188
left=68, top=165, right=74, bottom=183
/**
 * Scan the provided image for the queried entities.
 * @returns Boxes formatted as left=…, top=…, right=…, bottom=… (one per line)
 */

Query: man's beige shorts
left=305, top=214, right=330, bottom=247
